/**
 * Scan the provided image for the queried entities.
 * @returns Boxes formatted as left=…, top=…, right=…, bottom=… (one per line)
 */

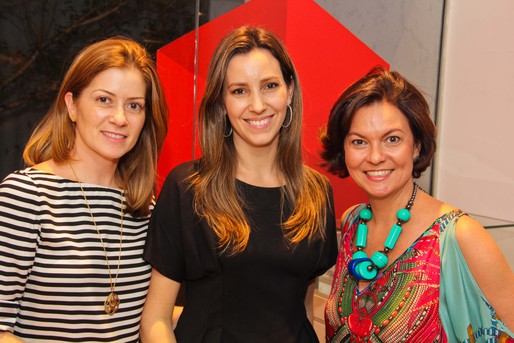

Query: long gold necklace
left=69, top=163, right=123, bottom=315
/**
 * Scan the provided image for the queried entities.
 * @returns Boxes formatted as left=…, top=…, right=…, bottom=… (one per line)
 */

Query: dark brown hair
left=320, top=66, right=436, bottom=179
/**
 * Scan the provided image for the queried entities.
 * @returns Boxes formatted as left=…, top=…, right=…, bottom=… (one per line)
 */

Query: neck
left=235, top=145, right=283, bottom=187
left=68, top=157, right=120, bottom=188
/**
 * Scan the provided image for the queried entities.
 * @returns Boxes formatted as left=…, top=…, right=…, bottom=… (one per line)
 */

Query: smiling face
left=344, top=101, right=420, bottom=199
left=65, top=67, right=146, bottom=165
left=223, top=48, right=293, bottom=155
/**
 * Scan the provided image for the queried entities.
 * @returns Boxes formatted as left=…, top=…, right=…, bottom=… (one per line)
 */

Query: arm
left=455, top=215, right=514, bottom=330
left=139, top=268, right=181, bottom=342
left=0, top=173, right=40, bottom=339
left=304, top=278, right=316, bottom=324
left=0, top=332, right=26, bottom=343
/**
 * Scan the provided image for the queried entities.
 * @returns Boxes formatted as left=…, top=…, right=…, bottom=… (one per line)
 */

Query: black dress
left=144, top=160, right=337, bottom=343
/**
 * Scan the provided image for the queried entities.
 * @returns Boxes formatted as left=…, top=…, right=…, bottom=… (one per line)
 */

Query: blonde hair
left=23, top=37, right=168, bottom=217
left=189, top=26, right=331, bottom=254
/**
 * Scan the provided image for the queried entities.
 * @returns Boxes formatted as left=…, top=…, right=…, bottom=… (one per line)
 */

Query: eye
left=97, top=96, right=111, bottom=104
left=386, top=136, right=401, bottom=144
left=263, top=82, right=279, bottom=90
left=231, top=88, right=246, bottom=95
left=350, top=139, right=366, bottom=146
left=127, top=102, right=144, bottom=112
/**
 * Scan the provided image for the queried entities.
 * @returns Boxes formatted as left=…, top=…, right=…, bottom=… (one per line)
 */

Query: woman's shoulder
left=453, top=211, right=486, bottom=243
left=167, top=160, right=198, bottom=178
left=0, top=167, right=67, bottom=205
left=2, top=167, right=56, bottom=186
left=340, top=203, right=366, bottom=225
left=4, top=159, right=78, bottom=185
left=160, top=160, right=200, bottom=192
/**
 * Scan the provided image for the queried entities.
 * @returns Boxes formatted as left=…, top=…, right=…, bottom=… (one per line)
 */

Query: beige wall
left=434, top=0, right=514, bottom=267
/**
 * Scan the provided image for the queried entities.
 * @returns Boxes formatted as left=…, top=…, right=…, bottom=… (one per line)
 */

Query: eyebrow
left=225, top=76, right=282, bottom=88
left=92, top=89, right=145, bottom=100
left=347, top=128, right=404, bottom=137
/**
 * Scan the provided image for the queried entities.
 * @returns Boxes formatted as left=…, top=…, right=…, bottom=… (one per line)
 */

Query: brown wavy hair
left=189, top=26, right=331, bottom=254
left=23, top=37, right=168, bottom=217
left=320, top=66, right=436, bottom=179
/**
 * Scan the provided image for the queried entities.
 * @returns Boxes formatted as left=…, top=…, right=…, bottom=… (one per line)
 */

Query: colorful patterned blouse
left=325, top=204, right=514, bottom=343
left=325, top=204, right=446, bottom=342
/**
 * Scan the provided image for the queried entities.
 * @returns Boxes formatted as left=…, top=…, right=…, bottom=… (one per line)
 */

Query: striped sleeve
left=0, top=172, right=41, bottom=332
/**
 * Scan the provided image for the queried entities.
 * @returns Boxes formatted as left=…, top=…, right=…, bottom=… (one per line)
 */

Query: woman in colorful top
left=319, top=66, right=514, bottom=342
left=0, top=37, right=168, bottom=342
left=140, top=26, right=337, bottom=342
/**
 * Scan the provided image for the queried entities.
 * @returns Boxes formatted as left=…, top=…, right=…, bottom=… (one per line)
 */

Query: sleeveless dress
left=325, top=204, right=514, bottom=343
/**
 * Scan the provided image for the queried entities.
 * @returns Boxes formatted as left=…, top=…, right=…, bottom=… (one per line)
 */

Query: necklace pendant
left=104, top=292, right=120, bottom=315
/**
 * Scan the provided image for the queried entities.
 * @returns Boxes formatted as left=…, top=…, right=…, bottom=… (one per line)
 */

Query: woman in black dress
left=140, top=26, right=337, bottom=343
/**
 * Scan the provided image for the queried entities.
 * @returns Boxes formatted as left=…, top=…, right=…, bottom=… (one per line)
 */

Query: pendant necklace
left=348, top=183, right=418, bottom=281
left=69, top=163, right=123, bottom=315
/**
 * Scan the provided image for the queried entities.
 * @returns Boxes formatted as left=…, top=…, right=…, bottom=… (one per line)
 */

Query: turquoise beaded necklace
left=348, top=183, right=419, bottom=281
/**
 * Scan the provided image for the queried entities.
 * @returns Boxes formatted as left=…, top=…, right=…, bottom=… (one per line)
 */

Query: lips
left=245, top=115, right=273, bottom=128
left=102, top=131, right=126, bottom=139
left=366, top=169, right=392, bottom=177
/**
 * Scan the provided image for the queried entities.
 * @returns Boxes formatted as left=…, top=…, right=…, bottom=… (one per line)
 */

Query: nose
left=249, top=92, right=266, bottom=114
left=109, top=106, right=128, bottom=126
left=368, top=143, right=385, bottom=165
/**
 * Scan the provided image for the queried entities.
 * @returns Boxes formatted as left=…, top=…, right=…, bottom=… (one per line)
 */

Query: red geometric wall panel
left=156, top=0, right=388, bottom=219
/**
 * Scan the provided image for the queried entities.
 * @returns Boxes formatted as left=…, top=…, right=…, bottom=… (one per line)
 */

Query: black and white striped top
left=0, top=168, right=152, bottom=342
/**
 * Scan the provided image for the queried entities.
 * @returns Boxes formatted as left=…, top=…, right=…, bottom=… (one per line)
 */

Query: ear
left=413, top=142, right=421, bottom=161
left=287, top=78, right=295, bottom=105
left=64, top=92, right=77, bottom=122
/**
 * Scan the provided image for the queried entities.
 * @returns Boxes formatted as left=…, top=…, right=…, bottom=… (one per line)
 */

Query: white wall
left=434, top=0, right=514, bottom=224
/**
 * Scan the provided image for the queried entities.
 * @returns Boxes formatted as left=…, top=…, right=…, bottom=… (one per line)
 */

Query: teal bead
left=352, top=251, right=367, bottom=260
left=359, top=208, right=372, bottom=221
left=396, top=208, right=411, bottom=222
left=371, top=251, right=388, bottom=269
left=356, top=260, right=378, bottom=281
left=384, top=224, right=402, bottom=249
left=355, top=223, right=368, bottom=248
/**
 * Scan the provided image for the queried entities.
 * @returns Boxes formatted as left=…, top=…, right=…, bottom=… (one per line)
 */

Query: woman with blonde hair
left=0, top=36, right=168, bottom=342
left=140, top=26, right=337, bottom=342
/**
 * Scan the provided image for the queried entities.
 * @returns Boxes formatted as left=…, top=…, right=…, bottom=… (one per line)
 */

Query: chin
left=362, top=183, right=392, bottom=197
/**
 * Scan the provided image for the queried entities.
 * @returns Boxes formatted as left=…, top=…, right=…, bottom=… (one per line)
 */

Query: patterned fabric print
left=325, top=205, right=446, bottom=342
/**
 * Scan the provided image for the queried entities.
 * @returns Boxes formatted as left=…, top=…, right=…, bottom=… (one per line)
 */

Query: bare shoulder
left=454, top=212, right=512, bottom=274
left=454, top=214, right=490, bottom=246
